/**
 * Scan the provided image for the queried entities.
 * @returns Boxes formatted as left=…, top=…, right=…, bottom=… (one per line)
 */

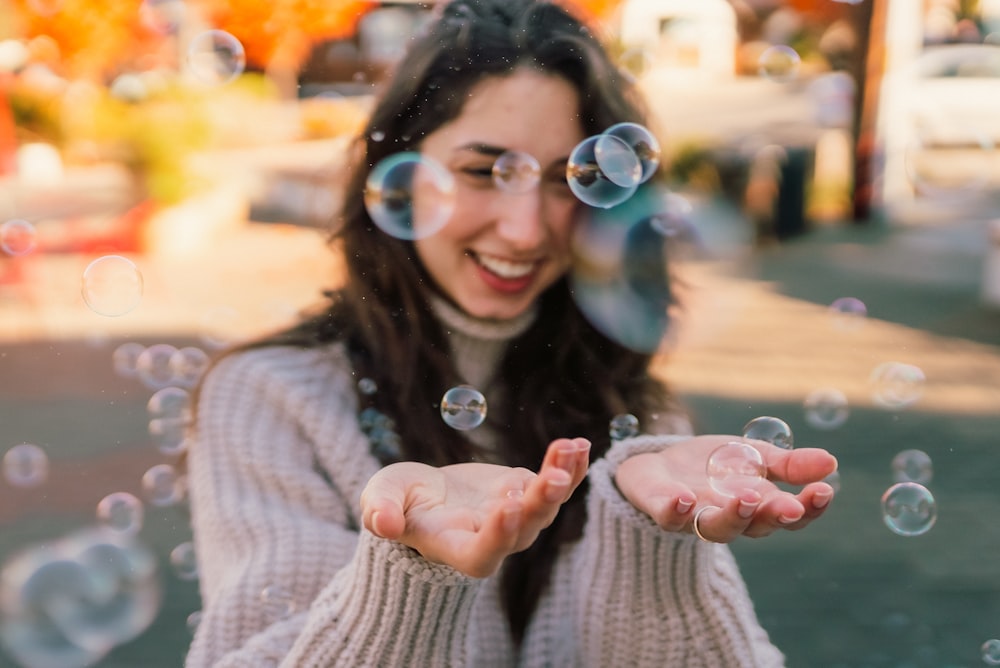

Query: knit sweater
left=185, top=297, right=785, bottom=667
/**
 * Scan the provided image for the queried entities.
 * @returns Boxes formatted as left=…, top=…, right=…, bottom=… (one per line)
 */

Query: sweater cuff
left=590, top=434, right=695, bottom=534
left=285, top=530, right=478, bottom=666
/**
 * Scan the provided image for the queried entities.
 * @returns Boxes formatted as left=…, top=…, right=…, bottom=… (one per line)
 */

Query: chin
left=462, top=298, right=533, bottom=322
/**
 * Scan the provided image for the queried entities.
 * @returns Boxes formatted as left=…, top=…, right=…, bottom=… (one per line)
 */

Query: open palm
left=360, top=437, right=591, bottom=577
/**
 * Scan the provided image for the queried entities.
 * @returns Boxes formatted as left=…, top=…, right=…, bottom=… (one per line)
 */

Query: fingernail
left=777, top=513, right=800, bottom=525
left=676, top=498, right=695, bottom=514
left=555, top=444, right=575, bottom=471
left=503, top=507, right=521, bottom=532
left=576, top=439, right=592, bottom=453
left=737, top=500, right=759, bottom=519
left=370, top=511, right=381, bottom=535
left=545, top=477, right=570, bottom=502
left=812, top=492, right=833, bottom=509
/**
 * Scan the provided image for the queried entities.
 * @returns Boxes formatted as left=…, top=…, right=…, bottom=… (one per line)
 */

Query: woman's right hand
left=360, top=437, right=591, bottom=578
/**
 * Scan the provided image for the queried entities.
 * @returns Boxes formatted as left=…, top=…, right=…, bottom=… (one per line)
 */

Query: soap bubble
left=358, top=378, right=378, bottom=395
left=3, top=443, right=48, bottom=488
left=147, top=387, right=191, bottom=420
left=112, top=342, right=146, bottom=379
left=603, top=123, right=661, bottom=184
left=593, top=134, right=642, bottom=188
left=982, top=639, right=1000, bottom=665
left=261, top=585, right=297, bottom=620
left=186, top=610, right=202, bottom=634
left=758, top=45, right=801, bottom=82
left=823, top=470, right=842, bottom=494
left=96, top=492, right=144, bottom=536
left=0, top=528, right=161, bottom=667
left=881, top=482, right=936, bottom=537
left=618, top=47, right=654, bottom=81
left=170, top=346, right=211, bottom=388
left=803, top=388, right=849, bottom=430
left=891, top=448, right=933, bottom=485
left=742, top=416, right=794, bottom=449
left=707, top=441, right=766, bottom=497
left=439, top=385, right=487, bottom=431
left=570, top=182, right=676, bottom=353
left=147, top=389, right=191, bottom=455
left=81, top=255, right=143, bottom=317
left=364, top=152, right=456, bottom=240
left=141, top=464, right=184, bottom=507
left=567, top=135, right=638, bottom=208
left=169, top=542, right=198, bottom=581
left=136, top=343, right=180, bottom=391
left=609, top=413, right=640, bottom=440
left=1, top=219, right=37, bottom=256
left=492, top=151, right=541, bottom=193
left=870, top=361, right=925, bottom=409
left=187, top=30, right=245, bottom=85
left=828, top=297, right=867, bottom=331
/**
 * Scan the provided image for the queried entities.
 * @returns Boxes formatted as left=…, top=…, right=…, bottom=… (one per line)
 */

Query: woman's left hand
left=614, top=435, right=838, bottom=542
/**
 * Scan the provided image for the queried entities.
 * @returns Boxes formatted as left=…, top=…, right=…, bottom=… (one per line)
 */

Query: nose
left=494, top=190, right=546, bottom=250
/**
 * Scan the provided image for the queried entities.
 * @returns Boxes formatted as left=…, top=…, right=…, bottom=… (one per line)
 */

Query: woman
left=185, top=0, right=837, bottom=666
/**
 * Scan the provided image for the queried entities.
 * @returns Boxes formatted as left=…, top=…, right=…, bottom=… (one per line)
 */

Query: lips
left=469, top=251, right=540, bottom=293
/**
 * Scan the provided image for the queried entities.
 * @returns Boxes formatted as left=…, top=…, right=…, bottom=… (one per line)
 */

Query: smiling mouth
left=469, top=251, right=538, bottom=279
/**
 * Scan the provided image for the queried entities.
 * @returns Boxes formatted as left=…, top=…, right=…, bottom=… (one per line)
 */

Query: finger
left=693, top=491, right=761, bottom=543
left=359, top=466, right=410, bottom=539
left=628, top=481, right=697, bottom=531
left=541, top=437, right=591, bottom=486
left=760, top=446, right=838, bottom=486
left=743, top=492, right=806, bottom=537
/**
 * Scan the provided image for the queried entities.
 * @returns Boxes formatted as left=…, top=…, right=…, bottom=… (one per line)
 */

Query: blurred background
left=1, top=0, right=1000, bottom=666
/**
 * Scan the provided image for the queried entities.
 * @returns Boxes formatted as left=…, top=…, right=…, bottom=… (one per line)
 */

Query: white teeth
left=474, top=253, right=535, bottom=279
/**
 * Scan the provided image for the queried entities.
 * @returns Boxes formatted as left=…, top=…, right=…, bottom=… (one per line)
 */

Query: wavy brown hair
left=210, top=0, right=679, bottom=645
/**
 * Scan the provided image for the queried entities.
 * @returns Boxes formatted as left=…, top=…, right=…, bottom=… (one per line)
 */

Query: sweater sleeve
left=184, top=348, right=480, bottom=668
left=528, top=434, right=785, bottom=668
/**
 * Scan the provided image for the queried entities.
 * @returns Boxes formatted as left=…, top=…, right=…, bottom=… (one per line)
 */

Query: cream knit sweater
left=185, top=298, right=785, bottom=667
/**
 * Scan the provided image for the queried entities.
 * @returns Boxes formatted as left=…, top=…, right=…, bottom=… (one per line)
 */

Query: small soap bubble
left=186, top=610, right=203, bottom=634
left=3, top=443, right=48, bottom=488
left=169, top=542, right=198, bottom=581
left=370, top=130, right=385, bottom=143
left=112, top=342, right=146, bottom=379
left=803, top=388, right=849, bottom=430
left=870, top=361, right=925, bottom=409
left=823, top=470, right=841, bottom=494
left=829, top=297, right=867, bottom=330
left=440, top=385, right=487, bottom=431
left=567, top=135, right=638, bottom=208
left=357, top=378, right=377, bottom=395
left=981, top=639, right=1000, bottom=665
left=891, top=448, right=933, bottom=485
left=170, top=346, right=210, bottom=388
left=603, top=123, right=661, bottom=184
left=364, top=152, right=456, bottom=240
left=609, top=413, right=640, bottom=440
left=136, top=343, right=180, bottom=391
left=618, top=47, right=653, bottom=80
left=742, top=416, right=794, bottom=449
left=141, top=464, right=183, bottom=507
left=758, top=45, right=801, bottom=82
left=81, top=255, right=143, bottom=317
left=881, top=482, right=936, bottom=537
left=831, top=0, right=864, bottom=4
left=260, top=585, right=297, bottom=619
left=492, top=151, right=541, bottom=193
left=149, top=417, right=188, bottom=456
left=96, top=492, right=144, bottom=536
left=593, top=134, right=642, bottom=188
left=187, top=30, right=245, bottom=85
left=0, top=219, right=37, bottom=256
left=707, top=441, right=766, bottom=497
left=147, top=386, right=191, bottom=420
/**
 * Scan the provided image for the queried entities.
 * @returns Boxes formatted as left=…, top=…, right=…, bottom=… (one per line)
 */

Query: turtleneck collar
left=428, top=293, right=538, bottom=342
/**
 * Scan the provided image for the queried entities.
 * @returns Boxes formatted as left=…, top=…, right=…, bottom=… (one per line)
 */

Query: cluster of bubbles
left=113, top=342, right=210, bottom=391
left=439, top=385, right=487, bottom=431
left=566, top=123, right=661, bottom=209
left=882, top=448, right=937, bottom=537
left=81, top=255, right=144, bottom=317
left=0, top=528, right=162, bottom=668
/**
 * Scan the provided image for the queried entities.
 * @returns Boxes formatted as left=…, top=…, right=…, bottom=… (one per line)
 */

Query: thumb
left=360, top=464, right=410, bottom=539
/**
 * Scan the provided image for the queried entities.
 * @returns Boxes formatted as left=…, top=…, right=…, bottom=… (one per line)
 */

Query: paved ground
left=2, top=161, right=1000, bottom=666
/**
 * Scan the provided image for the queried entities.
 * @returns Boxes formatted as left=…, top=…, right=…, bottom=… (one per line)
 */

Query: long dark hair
left=216, top=0, right=677, bottom=644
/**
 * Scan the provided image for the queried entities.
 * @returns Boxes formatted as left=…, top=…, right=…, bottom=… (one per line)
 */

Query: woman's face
left=414, top=69, right=585, bottom=320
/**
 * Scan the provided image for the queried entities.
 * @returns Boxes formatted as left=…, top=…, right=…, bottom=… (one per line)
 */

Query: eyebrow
left=455, top=142, right=572, bottom=168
